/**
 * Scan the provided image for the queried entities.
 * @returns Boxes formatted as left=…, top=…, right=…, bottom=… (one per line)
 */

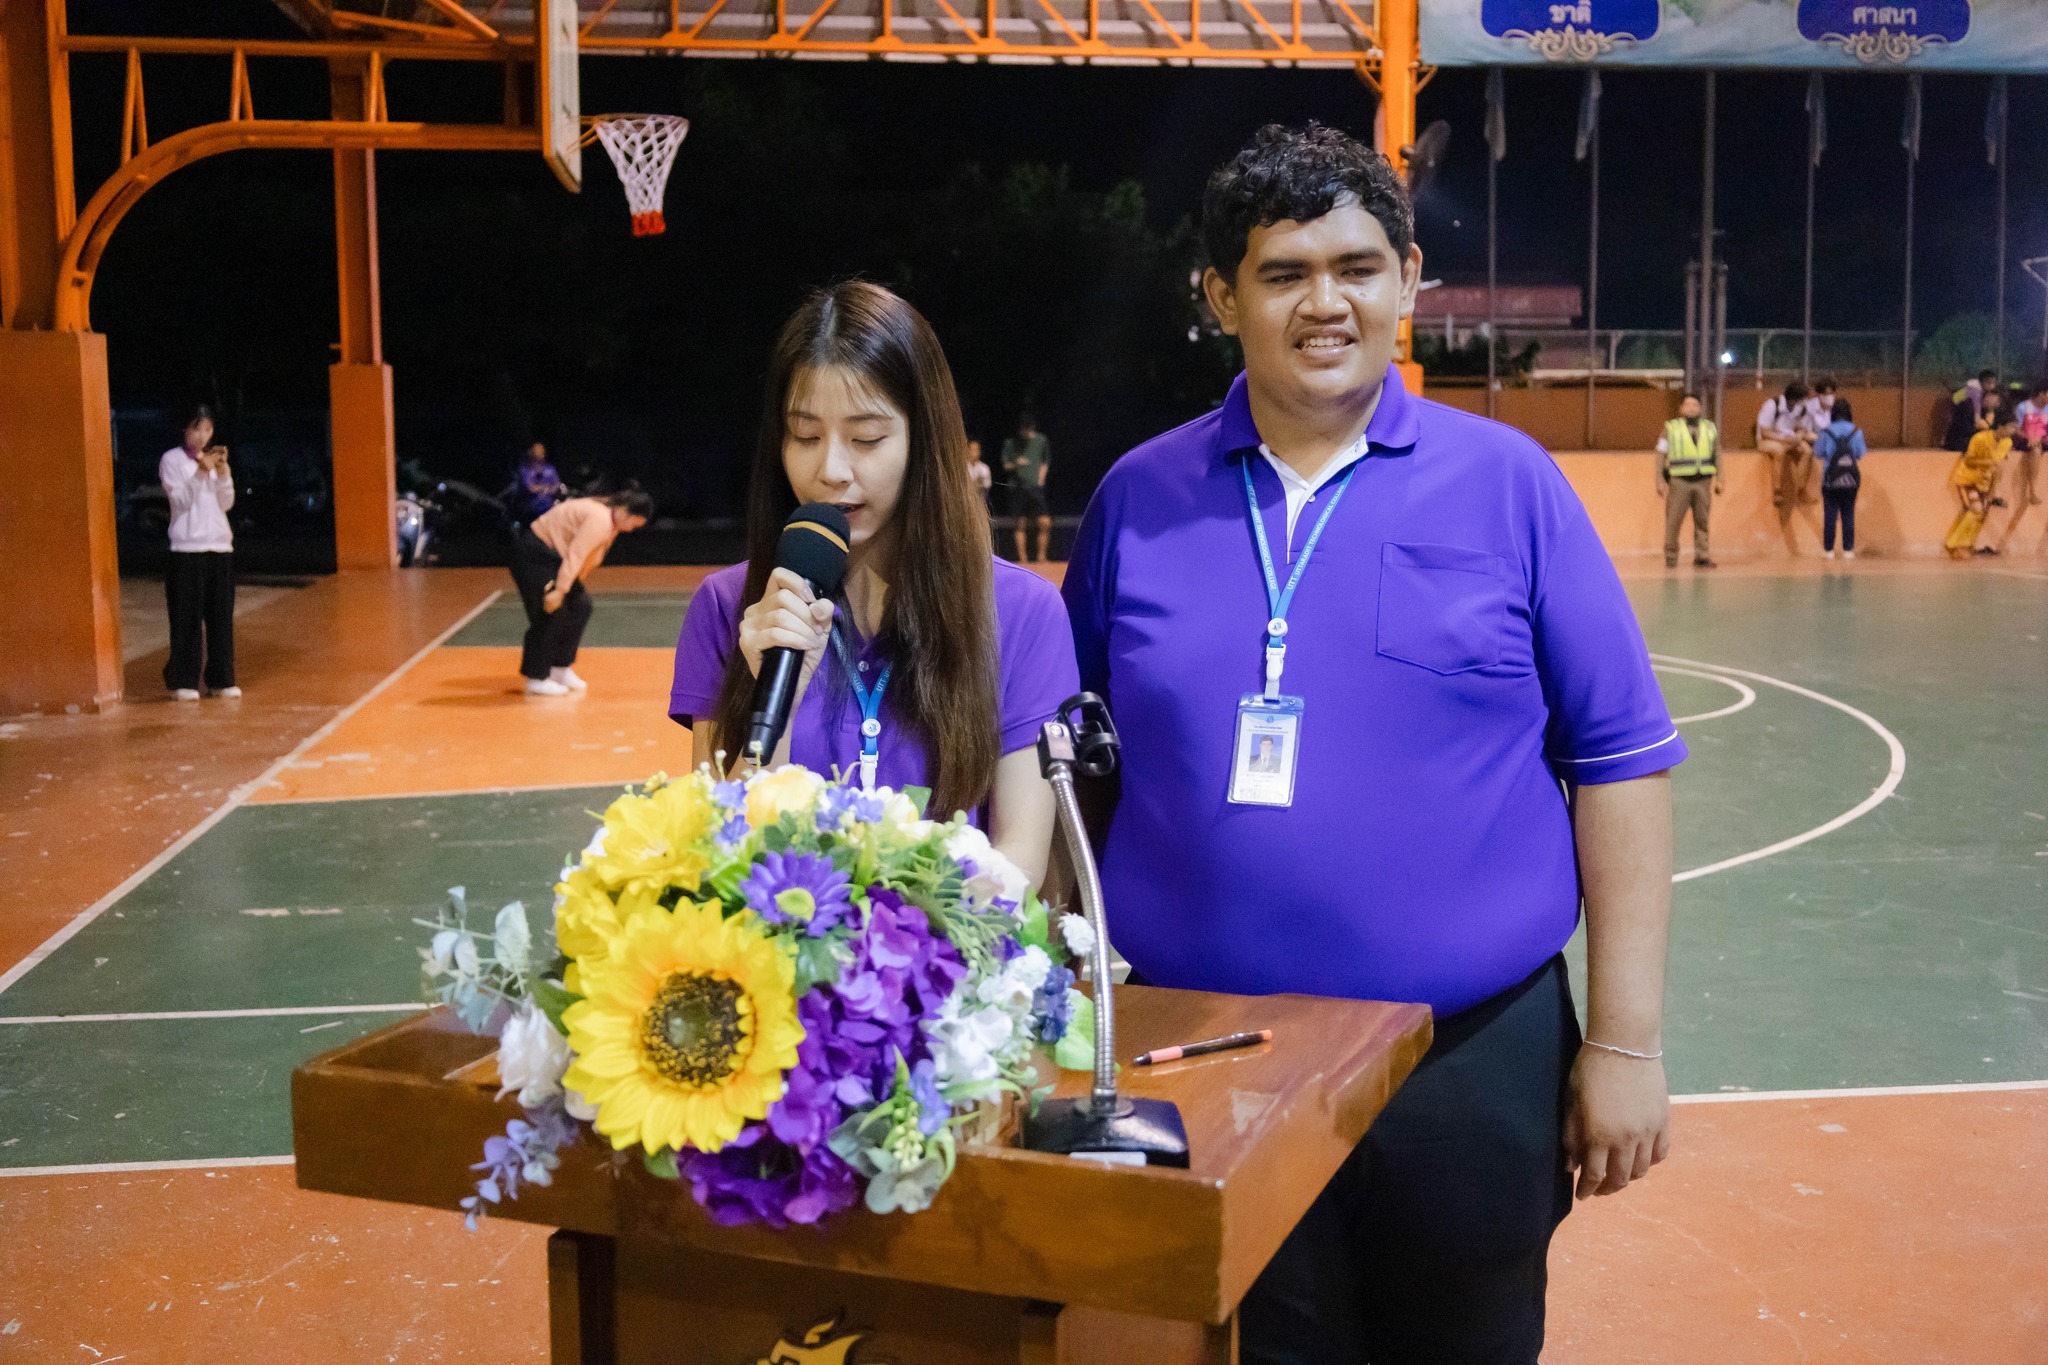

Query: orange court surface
left=2, top=555, right=2045, bottom=1362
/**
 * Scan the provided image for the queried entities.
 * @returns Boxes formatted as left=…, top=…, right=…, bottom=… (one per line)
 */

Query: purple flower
left=711, top=779, right=747, bottom=810
left=461, top=1103, right=579, bottom=1229
left=678, top=1124, right=862, bottom=1228
left=714, top=813, right=749, bottom=851
left=739, top=851, right=852, bottom=935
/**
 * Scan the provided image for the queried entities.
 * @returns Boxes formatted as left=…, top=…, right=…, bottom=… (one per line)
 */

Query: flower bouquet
left=418, top=766, right=1099, bottom=1230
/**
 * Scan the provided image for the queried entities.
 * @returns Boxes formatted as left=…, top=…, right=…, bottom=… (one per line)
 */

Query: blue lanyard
left=830, top=623, right=892, bottom=791
left=1242, top=455, right=1361, bottom=699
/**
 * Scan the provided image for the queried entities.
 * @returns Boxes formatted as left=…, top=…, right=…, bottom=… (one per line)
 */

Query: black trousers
left=163, top=551, right=236, bottom=692
left=1823, top=488, right=1858, bottom=552
left=508, top=529, right=592, bottom=679
left=1237, top=955, right=1580, bottom=1365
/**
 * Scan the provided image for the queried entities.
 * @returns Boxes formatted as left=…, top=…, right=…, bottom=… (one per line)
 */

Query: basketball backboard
left=537, top=0, right=581, bottom=191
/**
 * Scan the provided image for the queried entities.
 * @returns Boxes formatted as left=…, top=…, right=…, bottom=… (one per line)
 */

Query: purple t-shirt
left=1063, top=367, right=1685, bottom=1016
left=670, top=559, right=1080, bottom=821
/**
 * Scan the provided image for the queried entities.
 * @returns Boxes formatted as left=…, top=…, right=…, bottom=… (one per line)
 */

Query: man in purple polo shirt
left=1063, top=124, right=1681, bottom=1363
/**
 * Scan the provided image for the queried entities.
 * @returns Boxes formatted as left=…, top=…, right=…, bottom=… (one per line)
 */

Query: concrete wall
left=1424, top=385, right=1952, bottom=452
left=1553, top=448, right=2040, bottom=561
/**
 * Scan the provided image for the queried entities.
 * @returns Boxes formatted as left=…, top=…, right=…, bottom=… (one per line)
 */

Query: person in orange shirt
left=510, top=488, right=652, bottom=694
left=1945, top=406, right=2016, bottom=559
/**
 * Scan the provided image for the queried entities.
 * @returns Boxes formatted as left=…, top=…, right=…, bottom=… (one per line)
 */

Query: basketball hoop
left=584, top=114, right=690, bottom=237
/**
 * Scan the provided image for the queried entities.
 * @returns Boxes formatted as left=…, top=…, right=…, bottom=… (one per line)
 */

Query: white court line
left=0, top=589, right=504, bottom=998
left=1655, top=664, right=1757, bottom=724
left=1675, top=1078, right=2048, bottom=1104
left=0, top=1154, right=295, bottom=1180
left=255, top=777, right=632, bottom=807
left=1650, top=653, right=1907, bottom=883
left=0, top=1004, right=426, bottom=1025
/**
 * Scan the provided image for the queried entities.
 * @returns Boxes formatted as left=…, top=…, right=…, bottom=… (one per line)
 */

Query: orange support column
left=1, top=0, right=122, bottom=713
left=1372, top=0, right=1425, bottom=395
left=328, top=58, right=396, bottom=570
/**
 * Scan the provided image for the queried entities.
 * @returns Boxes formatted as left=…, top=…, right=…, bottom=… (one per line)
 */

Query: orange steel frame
left=1, top=0, right=1419, bottom=713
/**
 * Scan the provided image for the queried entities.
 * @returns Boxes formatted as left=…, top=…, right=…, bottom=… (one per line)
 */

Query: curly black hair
left=1201, top=123, right=1413, bottom=283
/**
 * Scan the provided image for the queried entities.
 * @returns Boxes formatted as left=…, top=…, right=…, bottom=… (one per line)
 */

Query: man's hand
left=1564, top=1047, right=1671, bottom=1198
left=542, top=585, right=566, bottom=614
left=1656, top=478, right=1669, bottom=496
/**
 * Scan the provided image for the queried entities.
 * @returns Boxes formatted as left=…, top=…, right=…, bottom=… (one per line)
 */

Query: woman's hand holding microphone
left=739, top=567, right=837, bottom=702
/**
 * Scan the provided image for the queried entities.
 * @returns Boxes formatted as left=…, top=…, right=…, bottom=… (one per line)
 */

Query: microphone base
left=1021, top=1096, right=1190, bottom=1168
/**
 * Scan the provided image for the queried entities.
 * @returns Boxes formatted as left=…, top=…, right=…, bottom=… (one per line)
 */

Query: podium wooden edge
left=293, top=992, right=1433, bottom=1328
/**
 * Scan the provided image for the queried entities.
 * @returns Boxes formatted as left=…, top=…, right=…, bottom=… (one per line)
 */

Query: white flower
left=582, top=826, right=608, bottom=860
left=496, top=1003, right=572, bottom=1106
left=923, top=994, right=1015, bottom=1089
left=1059, top=913, right=1097, bottom=963
left=976, top=946, right=1052, bottom=1012
left=563, top=1088, right=598, bottom=1122
left=945, top=825, right=1029, bottom=907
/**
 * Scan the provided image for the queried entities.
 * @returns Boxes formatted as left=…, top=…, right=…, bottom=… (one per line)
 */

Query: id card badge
left=1228, top=693, right=1304, bottom=807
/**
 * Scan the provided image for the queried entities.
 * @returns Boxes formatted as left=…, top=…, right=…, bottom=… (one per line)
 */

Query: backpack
left=1820, top=429, right=1861, bottom=492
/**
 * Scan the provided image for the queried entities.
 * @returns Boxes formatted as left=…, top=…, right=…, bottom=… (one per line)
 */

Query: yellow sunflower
left=553, top=868, right=664, bottom=992
left=560, top=900, right=803, bottom=1155
left=586, top=777, right=718, bottom=897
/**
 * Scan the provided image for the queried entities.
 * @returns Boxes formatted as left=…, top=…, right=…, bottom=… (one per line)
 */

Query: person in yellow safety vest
left=1946, top=402, right=2017, bottom=559
left=1656, top=393, right=1722, bottom=569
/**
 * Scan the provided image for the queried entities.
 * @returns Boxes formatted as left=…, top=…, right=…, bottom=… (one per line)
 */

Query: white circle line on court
left=1655, top=664, right=1757, bottom=725
left=1648, top=652, right=1907, bottom=884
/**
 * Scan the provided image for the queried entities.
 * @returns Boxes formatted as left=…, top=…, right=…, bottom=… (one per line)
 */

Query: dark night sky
left=69, top=2, right=2047, bottom=525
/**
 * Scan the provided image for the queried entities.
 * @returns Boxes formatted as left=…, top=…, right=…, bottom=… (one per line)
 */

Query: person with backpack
left=1814, top=398, right=1866, bottom=560
left=1756, top=380, right=1814, bottom=509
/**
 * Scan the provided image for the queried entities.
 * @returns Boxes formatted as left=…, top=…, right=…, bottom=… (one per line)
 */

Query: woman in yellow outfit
left=1946, top=403, right=2017, bottom=558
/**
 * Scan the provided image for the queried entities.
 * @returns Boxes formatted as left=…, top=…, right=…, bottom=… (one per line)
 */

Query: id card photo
left=1228, top=694, right=1303, bottom=807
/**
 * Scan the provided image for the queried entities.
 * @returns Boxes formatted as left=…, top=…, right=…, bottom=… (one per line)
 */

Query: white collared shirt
left=160, top=447, right=235, bottom=553
left=1259, top=428, right=1371, bottom=549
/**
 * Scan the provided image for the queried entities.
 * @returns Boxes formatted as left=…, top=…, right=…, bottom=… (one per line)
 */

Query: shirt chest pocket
left=1375, top=543, right=1511, bottom=675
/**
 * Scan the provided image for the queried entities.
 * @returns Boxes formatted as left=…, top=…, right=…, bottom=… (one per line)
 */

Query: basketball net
left=589, top=115, right=690, bottom=236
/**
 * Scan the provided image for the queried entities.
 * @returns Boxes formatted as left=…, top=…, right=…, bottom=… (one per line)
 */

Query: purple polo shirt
left=1063, top=366, right=1684, bottom=1016
left=670, top=559, right=1080, bottom=822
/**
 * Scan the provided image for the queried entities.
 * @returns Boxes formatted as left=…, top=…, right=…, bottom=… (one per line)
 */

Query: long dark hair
left=711, top=281, right=999, bottom=818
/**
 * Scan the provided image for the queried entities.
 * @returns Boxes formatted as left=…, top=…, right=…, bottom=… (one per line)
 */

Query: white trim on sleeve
left=1550, top=730, right=1681, bottom=766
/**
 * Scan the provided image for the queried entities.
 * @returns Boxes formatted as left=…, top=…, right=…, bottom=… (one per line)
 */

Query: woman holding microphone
left=669, top=281, right=1078, bottom=886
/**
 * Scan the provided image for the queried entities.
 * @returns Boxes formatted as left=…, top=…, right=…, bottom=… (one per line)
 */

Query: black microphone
left=740, top=503, right=851, bottom=768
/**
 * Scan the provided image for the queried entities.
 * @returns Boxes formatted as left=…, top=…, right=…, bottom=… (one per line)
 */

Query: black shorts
left=1012, top=484, right=1049, bottom=518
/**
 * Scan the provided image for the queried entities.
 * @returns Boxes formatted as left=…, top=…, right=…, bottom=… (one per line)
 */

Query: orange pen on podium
left=1132, top=1028, right=1273, bottom=1066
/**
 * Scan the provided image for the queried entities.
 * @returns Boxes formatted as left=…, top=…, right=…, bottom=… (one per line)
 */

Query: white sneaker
left=524, top=677, right=571, bottom=697
left=212, top=686, right=243, bottom=699
left=1842, top=550, right=1856, bottom=560
left=170, top=688, right=202, bottom=702
left=550, top=667, right=588, bottom=692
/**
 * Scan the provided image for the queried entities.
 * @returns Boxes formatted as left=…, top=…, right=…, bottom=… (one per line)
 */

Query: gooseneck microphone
left=740, top=503, right=852, bottom=769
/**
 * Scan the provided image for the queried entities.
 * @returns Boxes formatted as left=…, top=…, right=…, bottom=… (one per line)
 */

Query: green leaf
left=791, top=933, right=844, bottom=995
left=531, top=977, right=582, bottom=1036
left=901, top=785, right=932, bottom=817
left=1052, top=990, right=1096, bottom=1072
left=762, top=822, right=791, bottom=853
left=1015, top=888, right=1051, bottom=954
left=643, top=1147, right=679, bottom=1181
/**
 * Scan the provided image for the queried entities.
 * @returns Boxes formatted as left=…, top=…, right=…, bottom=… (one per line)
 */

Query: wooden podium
left=294, top=985, right=1430, bottom=1365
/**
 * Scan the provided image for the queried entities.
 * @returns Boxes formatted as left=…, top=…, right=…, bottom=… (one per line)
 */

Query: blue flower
left=713, top=812, right=749, bottom=851
left=1033, top=963, right=1076, bottom=1043
left=909, top=1057, right=949, bottom=1136
left=816, top=784, right=885, bottom=833
left=739, top=851, right=853, bottom=935
left=711, top=779, right=747, bottom=811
